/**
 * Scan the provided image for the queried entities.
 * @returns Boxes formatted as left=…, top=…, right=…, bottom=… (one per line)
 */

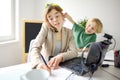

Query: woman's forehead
left=47, top=9, right=60, bottom=18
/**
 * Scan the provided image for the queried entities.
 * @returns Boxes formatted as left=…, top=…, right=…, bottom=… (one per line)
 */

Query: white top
left=53, top=39, right=61, bottom=56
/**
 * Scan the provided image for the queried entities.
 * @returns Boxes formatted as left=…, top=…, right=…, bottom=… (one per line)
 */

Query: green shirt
left=72, top=23, right=96, bottom=48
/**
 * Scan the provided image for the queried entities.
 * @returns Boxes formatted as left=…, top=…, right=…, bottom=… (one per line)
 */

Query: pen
left=40, top=54, right=49, bottom=68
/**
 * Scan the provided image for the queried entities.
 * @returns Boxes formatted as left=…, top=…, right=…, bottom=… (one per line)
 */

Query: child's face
left=47, top=9, right=64, bottom=31
left=85, top=21, right=97, bottom=34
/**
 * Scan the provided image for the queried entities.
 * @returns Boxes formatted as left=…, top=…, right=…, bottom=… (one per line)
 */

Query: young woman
left=29, top=3, right=78, bottom=72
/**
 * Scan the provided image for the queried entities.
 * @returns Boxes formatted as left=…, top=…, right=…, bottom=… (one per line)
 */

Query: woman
left=29, top=3, right=78, bottom=72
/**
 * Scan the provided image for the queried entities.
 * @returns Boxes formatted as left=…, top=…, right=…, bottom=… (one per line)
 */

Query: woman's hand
left=48, top=55, right=63, bottom=70
left=36, top=63, right=51, bottom=74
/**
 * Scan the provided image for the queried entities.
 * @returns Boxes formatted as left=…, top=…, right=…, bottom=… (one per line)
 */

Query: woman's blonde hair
left=43, top=3, right=63, bottom=32
left=86, top=18, right=103, bottom=33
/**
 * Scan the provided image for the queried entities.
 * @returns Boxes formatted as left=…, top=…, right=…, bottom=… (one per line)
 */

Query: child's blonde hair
left=86, top=18, right=103, bottom=33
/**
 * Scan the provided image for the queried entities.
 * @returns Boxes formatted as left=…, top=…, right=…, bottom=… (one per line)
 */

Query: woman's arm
left=60, top=29, right=78, bottom=61
left=48, top=29, right=78, bottom=69
left=29, top=23, right=48, bottom=68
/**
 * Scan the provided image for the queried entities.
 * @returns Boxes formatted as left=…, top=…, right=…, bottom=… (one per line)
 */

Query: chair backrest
left=22, top=20, right=42, bottom=63
left=27, top=39, right=34, bottom=62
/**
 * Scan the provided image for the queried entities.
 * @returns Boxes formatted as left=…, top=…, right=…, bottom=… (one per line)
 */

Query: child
left=64, top=13, right=103, bottom=52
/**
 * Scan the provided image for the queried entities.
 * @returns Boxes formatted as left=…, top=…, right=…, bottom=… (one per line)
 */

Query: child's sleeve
left=72, top=23, right=84, bottom=32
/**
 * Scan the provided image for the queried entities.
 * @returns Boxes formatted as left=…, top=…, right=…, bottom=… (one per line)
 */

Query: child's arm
left=64, top=13, right=75, bottom=24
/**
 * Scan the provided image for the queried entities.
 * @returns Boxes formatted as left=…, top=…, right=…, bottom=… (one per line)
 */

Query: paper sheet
left=49, top=67, right=73, bottom=80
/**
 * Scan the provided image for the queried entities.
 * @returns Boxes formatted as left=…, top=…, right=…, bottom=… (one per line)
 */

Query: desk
left=0, top=63, right=32, bottom=80
left=0, top=62, right=120, bottom=80
left=66, top=61, right=120, bottom=80
left=66, top=67, right=120, bottom=80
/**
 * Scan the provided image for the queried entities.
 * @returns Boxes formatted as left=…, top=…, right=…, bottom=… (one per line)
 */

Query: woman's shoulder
left=63, top=26, right=72, bottom=31
left=62, top=27, right=73, bottom=35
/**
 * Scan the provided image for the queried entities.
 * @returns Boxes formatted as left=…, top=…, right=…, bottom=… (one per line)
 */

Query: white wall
left=0, top=41, right=21, bottom=67
left=0, top=0, right=120, bottom=67
left=35, top=0, right=120, bottom=50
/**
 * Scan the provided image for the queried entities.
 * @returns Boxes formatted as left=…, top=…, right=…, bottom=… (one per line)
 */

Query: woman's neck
left=56, top=27, right=62, bottom=32
left=55, top=31, right=62, bottom=40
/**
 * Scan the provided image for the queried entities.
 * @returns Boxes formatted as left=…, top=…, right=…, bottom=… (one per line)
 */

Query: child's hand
left=63, top=12, right=75, bottom=24
left=63, top=12, right=69, bottom=18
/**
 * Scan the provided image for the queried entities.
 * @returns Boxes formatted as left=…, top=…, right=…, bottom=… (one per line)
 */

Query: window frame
left=0, top=0, right=16, bottom=42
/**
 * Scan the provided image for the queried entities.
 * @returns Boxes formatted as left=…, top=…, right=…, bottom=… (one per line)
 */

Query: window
left=0, top=0, right=15, bottom=42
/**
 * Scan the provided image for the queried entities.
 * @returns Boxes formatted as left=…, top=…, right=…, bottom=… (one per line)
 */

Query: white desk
left=0, top=63, right=32, bottom=80
left=66, top=61, right=120, bottom=80
left=0, top=62, right=120, bottom=80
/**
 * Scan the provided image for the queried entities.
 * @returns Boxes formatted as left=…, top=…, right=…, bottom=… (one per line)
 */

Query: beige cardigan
left=29, top=23, right=78, bottom=67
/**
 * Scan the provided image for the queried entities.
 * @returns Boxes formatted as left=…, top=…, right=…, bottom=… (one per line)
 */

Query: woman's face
left=46, top=9, right=64, bottom=31
left=85, top=21, right=97, bottom=34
